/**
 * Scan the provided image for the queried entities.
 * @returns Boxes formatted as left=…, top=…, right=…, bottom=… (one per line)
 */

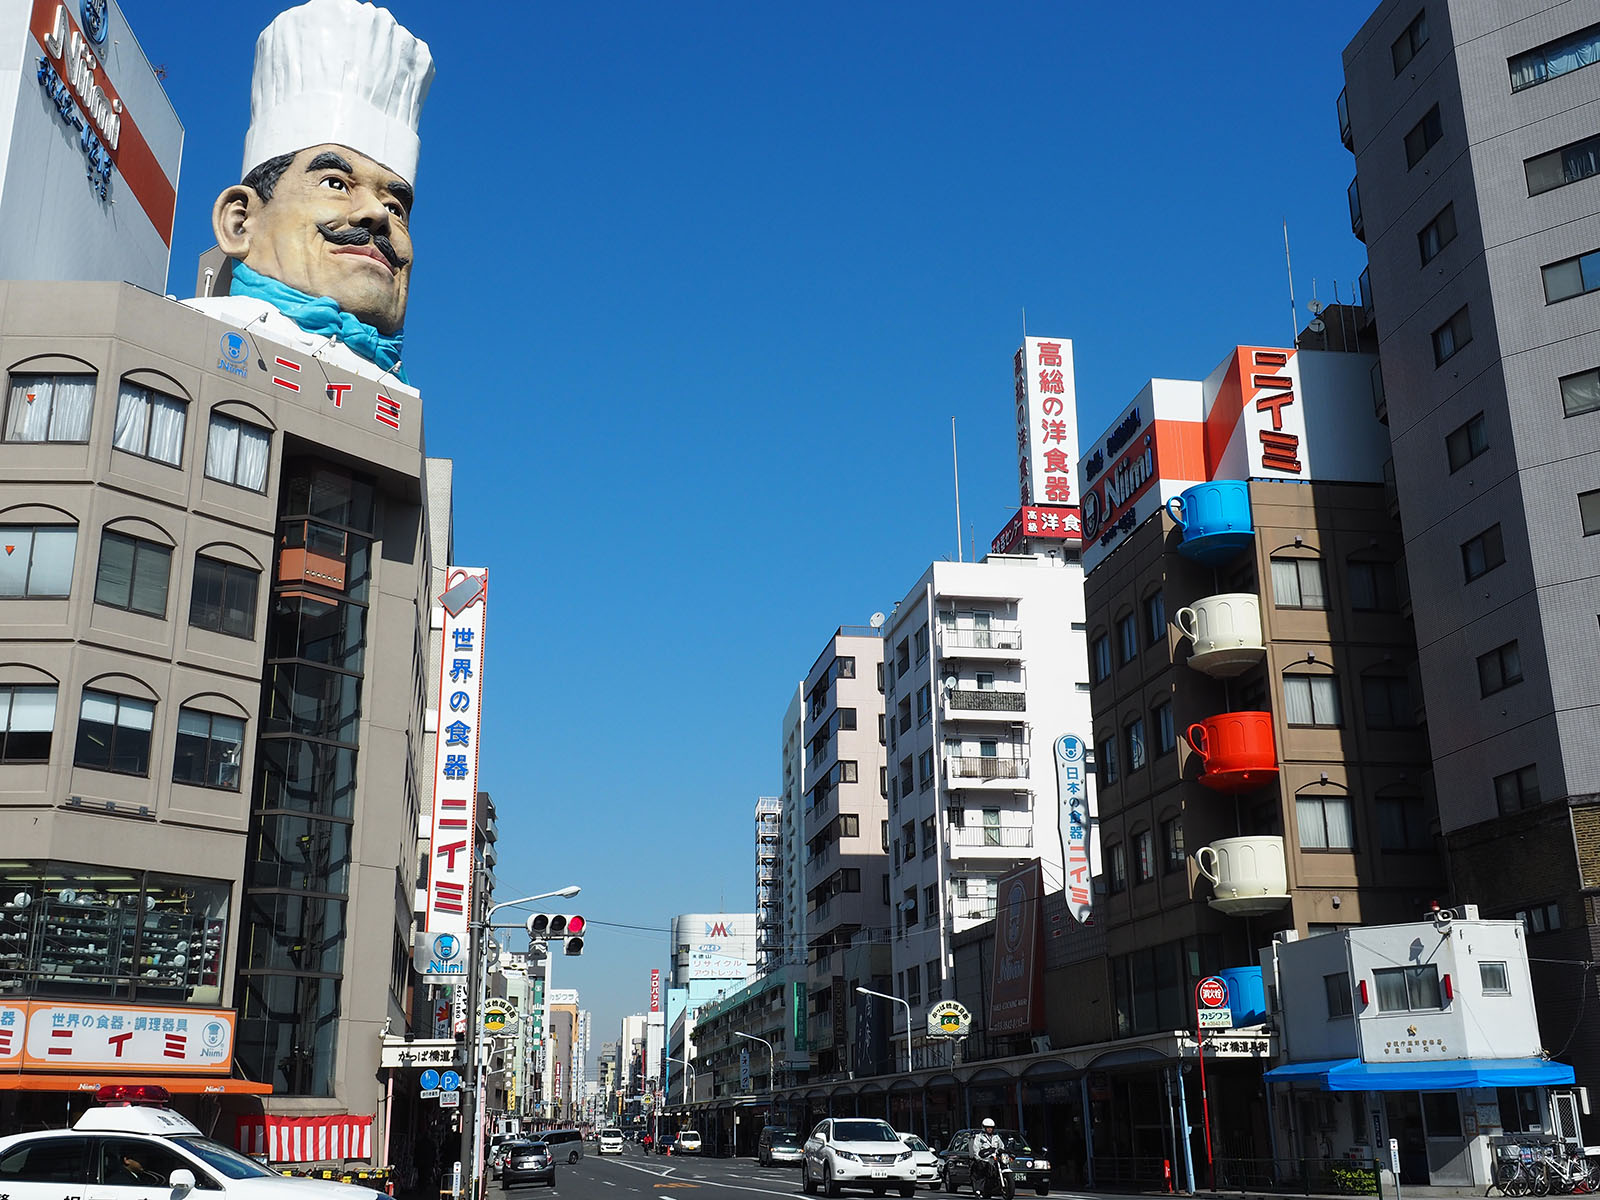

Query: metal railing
left=949, top=825, right=1034, bottom=848
left=939, top=627, right=1023, bottom=651
left=946, top=689, right=1026, bottom=712
left=946, top=755, right=1029, bottom=780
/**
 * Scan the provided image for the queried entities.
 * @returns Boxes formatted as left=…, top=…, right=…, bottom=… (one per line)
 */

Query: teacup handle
left=1174, top=607, right=1198, bottom=642
left=1195, top=846, right=1220, bottom=885
left=1186, top=722, right=1209, bottom=760
left=1165, top=495, right=1187, bottom=527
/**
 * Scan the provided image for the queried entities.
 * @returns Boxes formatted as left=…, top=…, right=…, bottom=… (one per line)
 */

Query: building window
left=897, top=697, right=911, bottom=734
left=1144, top=590, right=1166, bottom=645
left=926, top=958, right=942, bottom=1002
left=1446, top=412, right=1488, bottom=471
left=94, top=530, right=172, bottom=618
left=1494, top=763, right=1540, bottom=814
left=921, top=816, right=935, bottom=858
left=1509, top=21, right=1600, bottom=92
left=1375, top=964, right=1441, bottom=1012
left=906, top=964, right=921, bottom=1005
left=0, top=685, right=56, bottom=763
left=914, top=627, right=929, bottom=662
left=1116, top=613, right=1138, bottom=664
left=189, top=556, right=260, bottom=638
left=918, top=748, right=934, bottom=791
left=1108, top=844, right=1127, bottom=893
left=899, top=756, right=913, bottom=796
left=1560, top=368, right=1600, bottom=417
left=112, top=381, right=186, bottom=466
left=204, top=414, right=271, bottom=491
left=1161, top=817, right=1184, bottom=873
left=1134, top=830, right=1154, bottom=883
left=903, top=821, right=916, bottom=862
left=1481, top=962, right=1511, bottom=994
left=903, top=890, right=919, bottom=930
left=1090, top=635, right=1112, bottom=682
left=1271, top=557, right=1327, bottom=609
left=1525, top=131, right=1600, bottom=195
left=1284, top=674, right=1342, bottom=727
left=0, top=525, right=76, bottom=598
left=881, top=820, right=890, bottom=853
left=3, top=373, right=95, bottom=443
left=1478, top=640, right=1523, bottom=696
left=896, top=638, right=910, bottom=676
left=1391, top=8, right=1429, bottom=73
left=1404, top=104, right=1443, bottom=168
left=75, top=689, right=155, bottom=776
left=172, top=708, right=246, bottom=791
left=1153, top=700, right=1175, bottom=754
left=916, top=683, right=931, bottom=726
left=1418, top=202, right=1457, bottom=265
left=1325, top=973, right=1353, bottom=1017
left=1580, top=489, right=1600, bottom=535
left=1377, top=790, right=1430, bottom=851
left=1362, top=672, right=1415, bottom=730
left=1432, top=306, right=1472, bottom=365
left=1099, top=733, right=1118, bottom=785
left=1516, top=902, right=1562, bottom=935
left=1126, top=718, right=1146, bottom=771
left=975, top=671, right=994, bottom=691
left=1296, top=791, right=1355, bottom=851
left=982, top=808, right=1001, bottom=847
left=1543, top=248, right=1600, bottom=304
left=1461, top=524, right=1506, bottom=580
left=1347, top=559, right=1399, bottom=611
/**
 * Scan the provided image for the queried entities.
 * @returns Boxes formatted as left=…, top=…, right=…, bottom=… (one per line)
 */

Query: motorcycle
left=977, top=1149, right=1015, bottom=1200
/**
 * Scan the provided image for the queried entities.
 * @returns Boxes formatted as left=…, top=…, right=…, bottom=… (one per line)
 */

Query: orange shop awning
left=0, top=1073, right=272, bottom=1094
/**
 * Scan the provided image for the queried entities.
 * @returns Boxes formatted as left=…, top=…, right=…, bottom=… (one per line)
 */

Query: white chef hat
left=241, top=0, right=434, bottom=186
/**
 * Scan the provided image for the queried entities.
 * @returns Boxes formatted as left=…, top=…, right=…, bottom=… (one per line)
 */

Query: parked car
left=676, top=1131, right=702, bottom=1155
left=598, top=1129, right=625, bottom=1155
left=542, top=1129, right=584, bottom=1164
left=655, top=1134, right=678, bottom=1156
left=501, top=1141, right=555, bottom=1190
left=758, top=1127, right=804, bottom=1167
left=892, top=1134, right=940, bottom=1189
left=0, top=1085, right=387, bottom=1200
left=802, top=1118, right=917, bottom=1197
left=941, top=1130, right=1050, bottom=1196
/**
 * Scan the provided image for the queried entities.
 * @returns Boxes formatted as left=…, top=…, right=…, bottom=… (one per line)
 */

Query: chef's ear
left=213, top=186, right=258, bottom=258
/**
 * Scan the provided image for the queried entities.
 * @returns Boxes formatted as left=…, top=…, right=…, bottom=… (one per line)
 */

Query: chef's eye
left=319, top=176, right=349, bottom=192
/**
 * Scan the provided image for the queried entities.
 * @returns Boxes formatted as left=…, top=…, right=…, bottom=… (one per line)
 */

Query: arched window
left=1283, top=666, right=1343, bottom=728
left=1295, top=781, right=1354, bottom=851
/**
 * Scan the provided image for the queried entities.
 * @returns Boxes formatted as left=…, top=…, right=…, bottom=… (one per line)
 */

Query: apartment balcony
left=1194, top=835, right=1290, bottom=917
left=943, top=688, right=1026, bottom=721
left=937, top=625, right=1022, bottom=660
left=1337, top=87, right=1352, bottom=151
left=1173, top=593, right=1265, bottom=679
left=947, top=825, right=1033, bottom=859
left=945, top=755, right=1030, bottom=787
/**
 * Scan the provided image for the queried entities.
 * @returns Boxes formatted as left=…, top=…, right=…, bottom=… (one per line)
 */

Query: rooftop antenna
left=1283, top=220, right=1299, bottom=349
left=1021, top=306, right=1027, bottom=338
left=951, top=416, right=963, bottom=563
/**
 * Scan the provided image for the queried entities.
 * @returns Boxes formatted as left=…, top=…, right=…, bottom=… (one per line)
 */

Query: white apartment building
left=800, top=629, right=889, bottom=1077
left=882, top=554, right=1093, bottom=1065
left=780, top=686, right=808, bottom=978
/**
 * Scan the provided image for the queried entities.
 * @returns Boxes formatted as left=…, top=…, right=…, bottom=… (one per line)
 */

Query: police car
left=0, top=1086, right=386, bottom=1200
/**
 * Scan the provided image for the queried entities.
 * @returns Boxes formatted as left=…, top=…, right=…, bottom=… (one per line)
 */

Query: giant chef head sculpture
left=211, top=0, right=433, bottom=377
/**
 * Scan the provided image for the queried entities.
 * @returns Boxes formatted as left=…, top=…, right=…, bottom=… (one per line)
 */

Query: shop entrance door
left=1383, top=1093, right=1429, bottom=1184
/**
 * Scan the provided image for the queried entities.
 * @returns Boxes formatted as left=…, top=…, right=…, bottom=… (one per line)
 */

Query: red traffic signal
left=526, top=913, right=585, bottom=944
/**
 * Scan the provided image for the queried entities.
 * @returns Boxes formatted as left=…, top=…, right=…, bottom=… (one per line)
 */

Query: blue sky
left=125, top=0, right=1375, bottom=1072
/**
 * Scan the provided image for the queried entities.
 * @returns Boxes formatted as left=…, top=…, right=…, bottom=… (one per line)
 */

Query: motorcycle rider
left=972, top=1119, right=1009, bottom=1196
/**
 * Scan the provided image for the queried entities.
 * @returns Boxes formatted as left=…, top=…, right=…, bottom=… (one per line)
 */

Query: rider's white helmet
left=981, top=1119, right=995, bottom=1129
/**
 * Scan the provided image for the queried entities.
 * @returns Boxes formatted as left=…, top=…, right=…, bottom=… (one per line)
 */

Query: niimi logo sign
left=218, top=332, right=249, bottom=378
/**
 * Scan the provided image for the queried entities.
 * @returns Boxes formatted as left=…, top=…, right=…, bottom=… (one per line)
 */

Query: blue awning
left=1263, top=1058, right=1574, bottom=1091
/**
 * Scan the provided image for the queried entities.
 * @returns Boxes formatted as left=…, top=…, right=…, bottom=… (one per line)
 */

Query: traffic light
left=526, top=913, right=585, bottom=956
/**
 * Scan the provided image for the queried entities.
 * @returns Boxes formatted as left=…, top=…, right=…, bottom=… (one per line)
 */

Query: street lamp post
left=666, top=1055, right=696, bottom=1108
left=856, top=986, right=914, bottom=1075
left=459, top=882, right=579, bottom=1200
left=734, top=1031, right=774, bottom=1096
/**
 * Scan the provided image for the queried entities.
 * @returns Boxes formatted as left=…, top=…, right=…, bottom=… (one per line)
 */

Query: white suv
left=802, top=1118, right=916, bottom=1197
left=597, top=1130, right=625, bottom=1155
left=0, top=1088, right=384, bottom=1200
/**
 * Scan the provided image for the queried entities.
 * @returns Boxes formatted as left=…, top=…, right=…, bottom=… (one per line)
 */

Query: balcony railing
left=947, top=755, right=1029, bottom=780
left=939, top=627, right=1022, bottom=652
left=956, top=900, right=998, bottom=921
left=946, top=689, right=1026, bottom=713
left=949, top=826, right=1035, bottom=848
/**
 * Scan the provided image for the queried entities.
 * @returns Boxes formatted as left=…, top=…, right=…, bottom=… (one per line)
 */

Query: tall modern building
left=880, top=555, right=1092, bottom=1068
left=0, top=282, right=434, bottom=1145
left=1340, top=1, right=1600, bottom=1089
left=800, top=628, right=888, bottom=1077
left=754, top=795, right=783, bottom=973
left=779, top=685, right=807, bottom=977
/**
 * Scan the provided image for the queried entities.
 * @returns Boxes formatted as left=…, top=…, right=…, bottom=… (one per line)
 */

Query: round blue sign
left=433, top=933, right=460, bottom=961
left=419, top=1069, right=440, bottom=1091
left=440, top=1070, right=462, bottom=1092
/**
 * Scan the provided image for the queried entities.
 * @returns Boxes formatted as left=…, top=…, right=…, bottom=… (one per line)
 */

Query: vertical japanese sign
left=793, top=981, right=808, bottom=1052
left=1241, top=348, right=1308, bottom=478
left=425, top=567, right=489, bottom=935
left=1013, top=336, right=1079, bottom=508
left=1055, top=735, right=1093, bottom=924
left=649, top=969, right=661, bottom=1014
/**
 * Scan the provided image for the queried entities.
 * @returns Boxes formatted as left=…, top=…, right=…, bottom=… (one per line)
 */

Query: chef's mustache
left=316, top=222, right=406, bottom=270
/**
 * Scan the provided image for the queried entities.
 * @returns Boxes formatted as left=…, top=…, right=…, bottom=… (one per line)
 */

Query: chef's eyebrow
left=387, top=179, right=414, bottom=214
left=306, top=150, right=355, bottom=174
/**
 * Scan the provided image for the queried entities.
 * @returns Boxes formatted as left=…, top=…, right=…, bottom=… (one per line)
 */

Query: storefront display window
left=0, top=861, right=230, bottom=1005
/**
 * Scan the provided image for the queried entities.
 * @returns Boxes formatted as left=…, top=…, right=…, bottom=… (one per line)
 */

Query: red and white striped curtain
left=235, top=1114, right=374, bottom=1164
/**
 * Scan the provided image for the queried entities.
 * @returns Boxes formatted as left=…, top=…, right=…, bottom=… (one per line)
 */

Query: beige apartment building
left=0, top=280, right=437, bottom=1151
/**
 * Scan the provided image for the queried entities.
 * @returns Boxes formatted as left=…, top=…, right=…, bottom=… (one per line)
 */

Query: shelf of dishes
left=0, top=892, right=224, bottom=998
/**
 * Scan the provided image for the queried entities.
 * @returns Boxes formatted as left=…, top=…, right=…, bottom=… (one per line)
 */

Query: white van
left=676, top=1131, right=702, bottom=1155
left=598, top=1129, right=624, bottom=1155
